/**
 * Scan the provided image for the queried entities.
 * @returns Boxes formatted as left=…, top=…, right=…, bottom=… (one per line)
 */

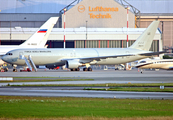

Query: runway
left=1, top=87, right=173, bottom=99
left=0, top=80, right=171, bottom=86
left=0, top=69, right=173, bottom=99
left=0, top=69, right=173, bottom=86
left=1, top=69, right=173, bottom=79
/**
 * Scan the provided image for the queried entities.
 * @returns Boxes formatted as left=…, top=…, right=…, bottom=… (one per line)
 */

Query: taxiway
left=1, top=86, right=173, bottom=100
left=0, top=69, right=173, bottom=99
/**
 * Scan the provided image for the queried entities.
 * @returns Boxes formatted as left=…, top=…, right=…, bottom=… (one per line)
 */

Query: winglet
left=130, top=20, right=160, bottom=51
left=19, top=17, right=59, bottom=48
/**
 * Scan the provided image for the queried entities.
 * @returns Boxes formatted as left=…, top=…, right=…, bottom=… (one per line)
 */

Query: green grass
left=8, top=83, right=173, bottom=87
left=3, top=82, right=173, bottom=92
left=0, top=77, right=93, bottom=83
left=84, top=87, right=173, bottom=92
left=0, top=96, right=173, bottom=119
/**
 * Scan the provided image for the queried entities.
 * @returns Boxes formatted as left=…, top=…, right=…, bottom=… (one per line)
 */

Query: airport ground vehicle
left=115, top=64, right=125, bottom=70
left=0, top=66, right=8, bottom=72
left=20, top=68, right=31, bottom=72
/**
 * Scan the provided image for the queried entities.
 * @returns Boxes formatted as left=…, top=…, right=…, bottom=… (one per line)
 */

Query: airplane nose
left=1, top=55, right=9, bottom=63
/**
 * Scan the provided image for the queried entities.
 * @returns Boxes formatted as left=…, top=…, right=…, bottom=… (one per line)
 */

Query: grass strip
left=0, top=96, right=173, bottom=119
left=0, top=116, right=173, bottom=120
left=7, top=83, right=173, bottom=87
left=0, top=79, right=93, bottom=83
left=84, top=87, right=173, bottom=92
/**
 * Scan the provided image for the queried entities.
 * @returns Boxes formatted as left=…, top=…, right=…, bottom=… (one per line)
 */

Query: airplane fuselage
left=3, top=48, right=150, bottom=67
left=136, top=59, right=173, bottom=70
left=0, top=45, right=45, bottom=65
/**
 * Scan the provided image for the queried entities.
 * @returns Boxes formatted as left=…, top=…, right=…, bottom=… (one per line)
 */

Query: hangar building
left=0, top=0, right=173, bottom=52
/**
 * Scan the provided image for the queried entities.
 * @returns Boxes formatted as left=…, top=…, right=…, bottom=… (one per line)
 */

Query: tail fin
left=130, top=20, right=160, bottom=51
left=19, top=17, right=59, bottom=47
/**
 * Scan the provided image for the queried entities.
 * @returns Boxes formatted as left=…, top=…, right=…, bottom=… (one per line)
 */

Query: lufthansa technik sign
left=89, top=6, right=119, bottom=19
left=78, top=5, right=119, bottom=19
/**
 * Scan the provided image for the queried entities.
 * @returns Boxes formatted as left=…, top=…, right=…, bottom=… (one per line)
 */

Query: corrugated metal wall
left=75, top=40, right=159, bottom=51
left=0, top=13, right=60, bottom=28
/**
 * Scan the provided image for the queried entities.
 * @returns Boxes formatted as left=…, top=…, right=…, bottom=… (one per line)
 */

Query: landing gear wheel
left=88, top=67, right=92, bottom=71
left=71, top=68, right=80, bottom=71
left=13, top=69, right=17, bottom=72
left=83, top=67, right=92, bottom=71
left=83, top=68, right=87, bottom=71
left=75, top=68, right=80, bottom=71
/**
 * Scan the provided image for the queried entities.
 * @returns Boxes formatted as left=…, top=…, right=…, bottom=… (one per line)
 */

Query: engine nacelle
left=66, top=60, right=82, bottom=69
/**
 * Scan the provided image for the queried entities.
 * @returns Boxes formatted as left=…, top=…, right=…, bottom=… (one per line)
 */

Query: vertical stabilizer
left=130, top=20, right=160, bottom=51
left=19, top=17, right=59, bottom=47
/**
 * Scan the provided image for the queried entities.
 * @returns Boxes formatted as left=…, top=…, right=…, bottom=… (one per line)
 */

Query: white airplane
left=0, top=17, right=58, bottom=66
left=2, top=20, right=165, bottom=72
left=135, top=58, right=173, bottom=73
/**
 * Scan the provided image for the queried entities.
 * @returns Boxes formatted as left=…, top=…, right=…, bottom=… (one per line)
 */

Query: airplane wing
left=139, top=51, right=167, bottom=56
left=61, top=51, right=167, bottom=64
left=61, top=54, right=136, bottom=63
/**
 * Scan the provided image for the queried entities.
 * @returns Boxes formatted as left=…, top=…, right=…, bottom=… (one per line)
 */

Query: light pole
left=63, top=8, right=67, bottom=49
left=125, top=6, right=130, bottom=70
left=86, top=21, right=88, bottom=40
left=126, top=6, right=130, bottom=48
left=10, top=21, right=11, bottom=40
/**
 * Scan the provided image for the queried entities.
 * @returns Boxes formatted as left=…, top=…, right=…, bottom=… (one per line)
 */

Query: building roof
left=0, top=0, right=172, bottom=14
left=0, top=0, right=76, bottom=13
left=125, top=0, right=173, bottom=13
left=140, top=13, right=173, bottom=16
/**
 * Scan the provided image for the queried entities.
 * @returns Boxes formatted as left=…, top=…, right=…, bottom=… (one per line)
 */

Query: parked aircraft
left=135, top=58, right=173, bottom=73
left=0, top=17, right=58, bottom=66
left=2, top=20, right=165, bottom=72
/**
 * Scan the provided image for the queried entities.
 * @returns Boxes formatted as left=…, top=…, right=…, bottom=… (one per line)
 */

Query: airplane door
left=19, top=52, right=24, bottom=59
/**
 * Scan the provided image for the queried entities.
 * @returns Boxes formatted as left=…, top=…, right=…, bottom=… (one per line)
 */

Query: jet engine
left=66, top=60, right=82, bottom=69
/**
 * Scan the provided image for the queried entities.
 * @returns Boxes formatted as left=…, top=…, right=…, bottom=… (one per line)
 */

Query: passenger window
left=6, top=53, right=13, bottom=55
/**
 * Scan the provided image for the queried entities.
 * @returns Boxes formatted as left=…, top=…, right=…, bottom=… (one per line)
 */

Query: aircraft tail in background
left=130, top=20, right=160, bottom=51
left=19, top=17, right=59, bottom=48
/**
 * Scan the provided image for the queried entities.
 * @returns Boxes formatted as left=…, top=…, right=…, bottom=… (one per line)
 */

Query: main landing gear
left=13, top=65, right=18, bottom=72
left=70, top=68, right=80, bottom=71
left=70, top=67, right=92, bottom=71
left=83, top=67, right=92, bottom=71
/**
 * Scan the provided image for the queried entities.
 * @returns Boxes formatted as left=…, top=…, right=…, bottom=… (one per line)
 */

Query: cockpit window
left=139, top=61, right=146, bottom=63
left=6, top=53, right=13, bottom=55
